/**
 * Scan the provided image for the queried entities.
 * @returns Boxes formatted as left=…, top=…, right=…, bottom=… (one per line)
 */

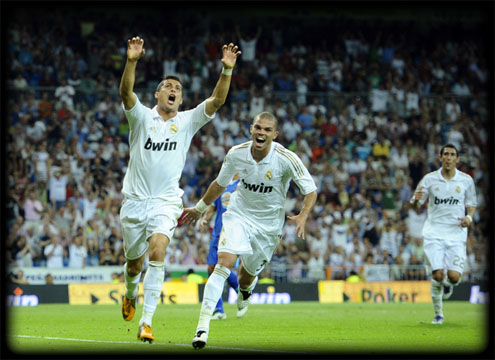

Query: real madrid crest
left=265, top=170, right=273, bottom=180
left=455, top=186, right=461, bottom=193
left=170, top=124, right=178, bottom=134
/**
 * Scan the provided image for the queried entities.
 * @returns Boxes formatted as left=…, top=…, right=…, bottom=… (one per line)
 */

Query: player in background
left=181, top=111, right=317, bottom=349
left=411, top=144, right=476, bottom=324
left=198, top=174, right=241, bottom=320
left=119, top=36, right=241, bottom=343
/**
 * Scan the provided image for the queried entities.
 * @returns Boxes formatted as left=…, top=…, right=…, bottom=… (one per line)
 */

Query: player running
left=411, top=144, right=477, bottom=324
left=198, top=174, right=240, bottom=320
left=181, top=111, right=317, bottom=349
left=119, top=36, right=241, bottom=343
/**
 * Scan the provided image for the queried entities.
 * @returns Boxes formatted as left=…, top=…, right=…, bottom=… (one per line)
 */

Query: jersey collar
left=247, top=141, right=276, bottom=164
left=437, top=167, right=458, bottom=182
left=152, top=105, right=176, bottom=122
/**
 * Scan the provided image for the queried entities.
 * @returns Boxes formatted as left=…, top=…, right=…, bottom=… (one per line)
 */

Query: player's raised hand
left=221, top=43, right=241, bottom=69
left=181, top=207, right=202, bottom=226
left=127, top=36, right=145, bottom=62
left=287, top=213, right=308, bottom=240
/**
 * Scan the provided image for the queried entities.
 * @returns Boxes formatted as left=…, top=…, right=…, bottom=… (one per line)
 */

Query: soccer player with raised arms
left=181, top=111, right=318, bottom=349
left=411, top=144, right=477, bottom=324
left=119, top=36, right=241, bottom=343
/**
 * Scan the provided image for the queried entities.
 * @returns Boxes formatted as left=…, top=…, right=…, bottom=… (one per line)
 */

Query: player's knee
left=126, top=262, right=142, bottom=277
left=432, top=270, right=444, bottom=282
left=448, top=273, right=461, bottom=284
left=148, top=234, right=169, bottom=261
left=217, top=253, right=236, bottom=269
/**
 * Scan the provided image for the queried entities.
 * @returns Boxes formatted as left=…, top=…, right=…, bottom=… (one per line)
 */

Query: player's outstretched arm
left=182, top=180, right=226, bottom=226
left=120, top=36, right=145, bottom=110
left=204, top=43, right=241, bottom=116
left=287, top=191, right=317, bottom=240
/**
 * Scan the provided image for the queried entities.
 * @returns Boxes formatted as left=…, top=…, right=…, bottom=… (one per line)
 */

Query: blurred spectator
left=68, top=235, right=88, bottom=268
left=270, top=243, right=288, bottom=283
left=45, top=273, right=54, bottom=285
left=48, top=167, right=68, bottom=210
left=44, top=235, right=65, bottom=268
left=306, top=249, right=325, bottom=281
left=54, top=78, right=75, bottom=109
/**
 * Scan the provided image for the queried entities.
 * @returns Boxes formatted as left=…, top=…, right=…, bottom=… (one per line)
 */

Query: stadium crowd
left=6, top=9, right=489, bottom=283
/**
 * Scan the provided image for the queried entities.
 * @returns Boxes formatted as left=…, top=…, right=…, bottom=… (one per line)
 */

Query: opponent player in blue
left=199, top=174, right=240, bottom=320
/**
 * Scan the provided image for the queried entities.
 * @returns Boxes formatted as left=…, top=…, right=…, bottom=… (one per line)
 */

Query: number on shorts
left=256, top=260, right=267, bottom=272
left=453, top=255, right=465, bottom=270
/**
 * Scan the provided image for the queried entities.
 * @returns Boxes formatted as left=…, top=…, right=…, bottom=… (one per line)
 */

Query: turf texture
left=5, top=301, right=490, bottom=356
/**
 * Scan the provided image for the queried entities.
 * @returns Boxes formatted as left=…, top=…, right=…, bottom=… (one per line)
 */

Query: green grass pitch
left=6, top=302, right=489, bottom=356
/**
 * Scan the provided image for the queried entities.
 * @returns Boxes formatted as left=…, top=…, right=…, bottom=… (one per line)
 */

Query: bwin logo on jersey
left=434, top=196, right=460, bottom=205
left=242, top=179, right=273, bottom=193
left=144, top=137, right=177, bottom=151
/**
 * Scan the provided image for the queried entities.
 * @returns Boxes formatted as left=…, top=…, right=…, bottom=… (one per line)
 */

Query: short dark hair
left=253, top=111, right=278, bottom=130
left=155, top=75, right=183, bottom=93
left=440, top=143, right=459, bottom=157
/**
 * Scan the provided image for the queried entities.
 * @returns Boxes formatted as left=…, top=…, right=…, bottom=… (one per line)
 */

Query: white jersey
left=216, top=141, right=317, bottom=234
left=121, top=96, right=214, bottom=200
left=410, top=168, right=477, bottom=243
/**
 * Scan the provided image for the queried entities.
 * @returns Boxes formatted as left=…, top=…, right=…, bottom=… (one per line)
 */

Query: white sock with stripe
left=139, top=261, right=165, bottom=327
left=197, top=264, right=230, bottom=333
left=431, top=279, right=443, bottom=316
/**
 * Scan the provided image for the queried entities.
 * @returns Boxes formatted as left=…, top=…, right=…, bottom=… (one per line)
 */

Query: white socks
left=140, top=261, right=165, bottom=327
left=124, top=262, right=141, bottom=300
left=431, top=279, right=443, bottom=316
left=197, top=264, right=231, bottom=332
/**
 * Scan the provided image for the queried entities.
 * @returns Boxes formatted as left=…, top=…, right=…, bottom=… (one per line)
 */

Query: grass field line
left=11, top=334, right=310, bottom=354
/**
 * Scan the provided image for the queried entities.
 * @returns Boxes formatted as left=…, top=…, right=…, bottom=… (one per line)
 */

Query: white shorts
left=120, top=197, right=183, bottom=260
left=423, top=238, right=466, bottom=274
left=218, top=212, right=281, bottom=276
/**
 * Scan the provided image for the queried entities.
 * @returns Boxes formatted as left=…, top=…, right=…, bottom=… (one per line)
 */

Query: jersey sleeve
left=183, top=100, right=216, bottom=134
left=464, top=177, right=477, bottom=208
left=121, top=94, right=147, bottom=130
left=216, top=151, right=237, bottom=188
left=284, top=149, right=317, bottom=195
left=409, top=176, right=429, bottom=205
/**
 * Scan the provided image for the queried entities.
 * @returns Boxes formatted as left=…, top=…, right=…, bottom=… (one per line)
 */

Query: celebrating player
left=118, top=36, right=241, bottom=343
left=181, top=111, right=318, bottom=349
left=411, top=144, right=477, bottom=324
left=198, top=174, right=241, bottom=320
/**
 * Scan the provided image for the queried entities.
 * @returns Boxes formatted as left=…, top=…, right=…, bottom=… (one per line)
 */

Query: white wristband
left=465, top=215, right=472, bottom=223
left=222, top=67, right=233, bottom=75
left=194, top=199, right=209, bottom=214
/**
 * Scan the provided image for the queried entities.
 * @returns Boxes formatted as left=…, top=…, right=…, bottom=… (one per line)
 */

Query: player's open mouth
left=167, top=94, right=176, bottom=105
left=255, top=137, right=265, bottom=145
